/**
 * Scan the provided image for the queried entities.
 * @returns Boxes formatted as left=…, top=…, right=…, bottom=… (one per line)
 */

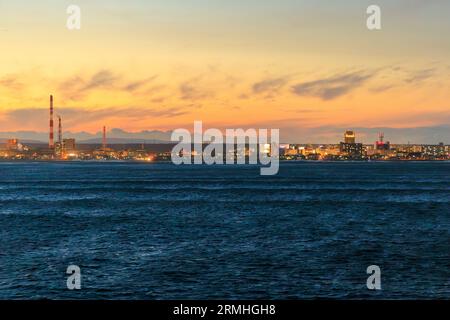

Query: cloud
left=404, top=68, right=436, bottom=84
left=179, top=82, right=211, bottom=100
left=122, top=75, right=158, bottom=92
left=369, top=84, right=395, bottom=93
left=82, top=70, right=119, bottom=91
left=0, top=106, right=188, bottom=132
left=1, top=107, right=449, bottom=144
left=291, top=71, right=374, bottom=100
left=150, top=97, right=167, bottom=103
left=59, top=70, right=120, bottom=100
left=59, top=70, right=159, bottom=100
left=368, top=65, right=441, bottom=93
left=252, top=77, right=288, bottom=94
left=0, top=75, right=24, bottom=91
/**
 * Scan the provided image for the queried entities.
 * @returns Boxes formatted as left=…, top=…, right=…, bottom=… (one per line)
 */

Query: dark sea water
left=0, top=161, right=448, bottom=299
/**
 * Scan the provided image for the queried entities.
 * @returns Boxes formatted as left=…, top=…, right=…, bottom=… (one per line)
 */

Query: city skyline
left=1, top=124, right=450, bottom=145
left=1, top=1, right=449, bottom=141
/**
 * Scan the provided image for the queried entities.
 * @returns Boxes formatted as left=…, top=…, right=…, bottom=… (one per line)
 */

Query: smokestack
left=102, top=126, right=107, bottom=150
left=58, top=116, right=62, bottom=144
left=49, top=95, right=54, bottom=149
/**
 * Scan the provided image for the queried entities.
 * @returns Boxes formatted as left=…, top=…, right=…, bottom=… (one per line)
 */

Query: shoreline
left=0, top=159, right=449, bottom=164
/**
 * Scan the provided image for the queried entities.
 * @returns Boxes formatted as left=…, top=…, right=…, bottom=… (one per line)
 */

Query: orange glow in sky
left=0, top=1, right=449, bottom=142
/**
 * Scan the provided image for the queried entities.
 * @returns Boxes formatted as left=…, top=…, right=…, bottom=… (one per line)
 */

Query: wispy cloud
left=369, top=84, right=396, bottom=93
left=122, top=75, right=158, bottom=92
left=59, top=70, right=120, bottom=100
left=179, top=81, right=211, bottom=101
left=59, top=70, right=159, bottom=100
left=1, top=106, right=188, bottom=131
left=82, top=70, right=119, bottom=91
left=252, top=77, right=288, bottom=94
left=404, top=68, right=436, bottom=84
left=291, top=71, right=375, bottom=100
left=0, top=75, right=24, bottom=91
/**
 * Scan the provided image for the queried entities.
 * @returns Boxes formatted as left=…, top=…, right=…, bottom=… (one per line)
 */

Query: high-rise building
left=340, top=142, right=363, bottom=157
left=340, top=130, right=363, bottom=158
left=344, top=131, right=356, bottom=144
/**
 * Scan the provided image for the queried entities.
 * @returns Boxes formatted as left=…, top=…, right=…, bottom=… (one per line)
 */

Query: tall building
left=340, top=142, right=363, bottom=158
left=344, top=131, right=356, bottom=144
left=340, top=130, right=363, bottom=158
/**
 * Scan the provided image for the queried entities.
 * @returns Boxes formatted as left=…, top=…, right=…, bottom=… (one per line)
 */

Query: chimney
left=58, top=115, right=62, bottom=144
left=102, top=126, right=107, bottom=150
left=49, top=95, right=54, bottom=149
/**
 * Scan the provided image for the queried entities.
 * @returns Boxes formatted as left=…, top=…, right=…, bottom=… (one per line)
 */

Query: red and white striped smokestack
left=49, top=95, right=54, bottom=149
left=102, top=126, right=107, bottom=150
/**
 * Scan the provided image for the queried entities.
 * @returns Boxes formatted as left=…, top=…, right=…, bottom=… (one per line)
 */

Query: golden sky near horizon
left=0, top=0, right=449, bottom=141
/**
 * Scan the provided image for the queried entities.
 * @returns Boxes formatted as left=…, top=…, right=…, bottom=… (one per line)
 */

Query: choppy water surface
left=0, top=162, right=449, bottom=299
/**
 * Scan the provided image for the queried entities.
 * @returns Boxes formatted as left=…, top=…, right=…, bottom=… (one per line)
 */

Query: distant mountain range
left=0, top=128, right=174, bottom=144
left=77, top=137, right=172, bottom=144
left=0, top=125, right=449, bottom=144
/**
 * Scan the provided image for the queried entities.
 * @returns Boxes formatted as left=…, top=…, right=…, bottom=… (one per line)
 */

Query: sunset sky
left=0, top=0, right=449, bottom=142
